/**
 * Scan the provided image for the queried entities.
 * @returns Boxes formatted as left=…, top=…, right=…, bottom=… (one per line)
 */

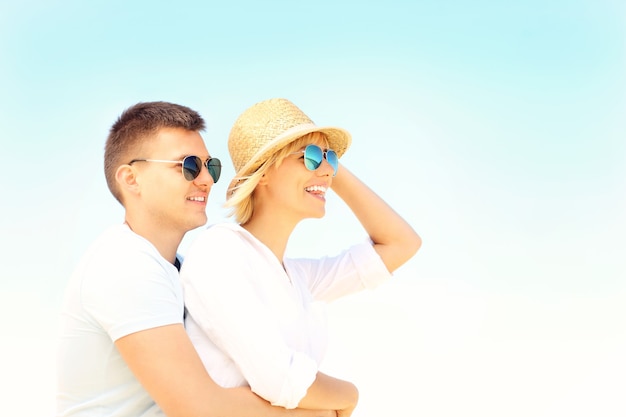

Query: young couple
left=56, top=99, right=421, bottom=417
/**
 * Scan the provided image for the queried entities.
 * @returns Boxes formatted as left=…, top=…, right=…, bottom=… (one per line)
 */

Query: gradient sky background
left=1, top=1, right=625, bottom=416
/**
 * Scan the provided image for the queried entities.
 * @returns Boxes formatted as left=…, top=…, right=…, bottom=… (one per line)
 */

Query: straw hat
left=227, top=98, right=352, bottom=196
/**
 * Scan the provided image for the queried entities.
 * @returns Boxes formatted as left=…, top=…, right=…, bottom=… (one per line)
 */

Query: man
left=56, top=101, right=334, bottom=417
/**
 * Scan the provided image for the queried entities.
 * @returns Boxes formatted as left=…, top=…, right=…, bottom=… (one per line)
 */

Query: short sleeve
left=82, top=244, right=183, bottom=342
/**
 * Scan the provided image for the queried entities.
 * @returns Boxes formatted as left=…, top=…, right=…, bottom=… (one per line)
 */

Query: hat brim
left=227, top=123, right=351, bottom=197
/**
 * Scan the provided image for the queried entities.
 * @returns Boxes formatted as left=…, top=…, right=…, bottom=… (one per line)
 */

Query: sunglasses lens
left=326, top=150, right=338, bottom=176
left=303, top=145, right=323, bottom=171
left=182, top=156, right=202, bottom=181
left=206, top=158, right=222, bottom=183
left=302, top=145, right=339, bottom=175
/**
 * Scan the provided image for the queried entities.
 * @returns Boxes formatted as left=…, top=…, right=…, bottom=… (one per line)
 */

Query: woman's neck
left=242, top=211, right=298, bottom=262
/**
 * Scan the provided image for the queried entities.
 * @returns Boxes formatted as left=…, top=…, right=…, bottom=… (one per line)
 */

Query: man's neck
left=124, top=217, right=183, bottom=265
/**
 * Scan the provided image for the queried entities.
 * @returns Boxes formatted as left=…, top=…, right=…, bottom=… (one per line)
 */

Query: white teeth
left=188, top=196, right=206, bottom=202
left=305, top=185, right=327, bottom=193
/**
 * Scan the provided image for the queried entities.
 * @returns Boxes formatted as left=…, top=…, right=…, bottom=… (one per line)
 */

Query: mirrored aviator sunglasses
left=301, top=144, right=338, bottom=176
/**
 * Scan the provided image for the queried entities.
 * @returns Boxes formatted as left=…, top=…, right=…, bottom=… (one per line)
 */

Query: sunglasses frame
left=292, top=144, right=339, bottom=176
left=129, top=155, right=222, bottom=183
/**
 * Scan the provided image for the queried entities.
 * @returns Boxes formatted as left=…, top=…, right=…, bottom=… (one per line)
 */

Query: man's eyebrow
left=172, top=153, right=211, bottom=160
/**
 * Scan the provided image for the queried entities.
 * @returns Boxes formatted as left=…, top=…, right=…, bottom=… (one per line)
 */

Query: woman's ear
left=257, top=172, right=269, bottom=186
left=115, top=164, right=141, bottom=197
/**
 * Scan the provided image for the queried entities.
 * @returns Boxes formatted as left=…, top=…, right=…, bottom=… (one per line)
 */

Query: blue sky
left=1, top=1, right=625, bottom=415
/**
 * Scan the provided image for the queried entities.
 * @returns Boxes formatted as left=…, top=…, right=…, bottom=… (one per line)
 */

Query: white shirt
left=57, top=224, right=182, bottom=417
left=180, top=223, right=391, bottom=409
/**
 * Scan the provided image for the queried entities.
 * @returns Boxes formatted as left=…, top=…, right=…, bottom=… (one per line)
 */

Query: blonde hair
left=225, top=132, right=329, bottom=224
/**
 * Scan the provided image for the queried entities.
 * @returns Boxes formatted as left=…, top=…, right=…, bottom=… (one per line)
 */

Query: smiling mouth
left=305, top=185, right=327, bottom=197
left=187, top=196, right=206, bottom=202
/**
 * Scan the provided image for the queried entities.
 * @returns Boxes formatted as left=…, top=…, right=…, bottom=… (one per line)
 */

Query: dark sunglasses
left=292, top=144, right=339, bottom=176
left=129, top=156, right=222, bottom=183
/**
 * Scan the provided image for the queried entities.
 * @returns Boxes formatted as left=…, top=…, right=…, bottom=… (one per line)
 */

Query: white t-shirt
left=56, top=224, right=183, bottom=417
left=180, top=223, right=391, bottom=409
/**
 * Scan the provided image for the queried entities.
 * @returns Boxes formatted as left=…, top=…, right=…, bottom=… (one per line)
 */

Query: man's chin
left=188, top=215, right=208, bottom=231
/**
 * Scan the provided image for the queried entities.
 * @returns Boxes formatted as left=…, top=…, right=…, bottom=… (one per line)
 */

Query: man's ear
left=115, top=164, right=141, bottom=197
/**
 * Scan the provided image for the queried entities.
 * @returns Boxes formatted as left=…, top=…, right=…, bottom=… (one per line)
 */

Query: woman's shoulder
left=186, top=222, right=257, bottom=256
left=196, top=221, right=245, bottom=237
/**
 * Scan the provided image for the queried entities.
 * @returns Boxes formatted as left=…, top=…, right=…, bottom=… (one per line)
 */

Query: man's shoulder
left=90, top=224, right=155, bottom=253
left=79, top=224, right=164, bottom=274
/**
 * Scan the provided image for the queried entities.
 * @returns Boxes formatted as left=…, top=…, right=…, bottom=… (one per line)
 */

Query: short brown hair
left=104, top=101, right=206, bottom=204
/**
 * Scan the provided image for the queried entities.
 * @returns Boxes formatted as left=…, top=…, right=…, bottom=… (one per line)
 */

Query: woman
left=180, top=98, right=421, bottom=417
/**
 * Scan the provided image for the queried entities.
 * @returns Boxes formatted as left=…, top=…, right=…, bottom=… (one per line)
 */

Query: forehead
left=148, top=127, right=209, bottom=158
